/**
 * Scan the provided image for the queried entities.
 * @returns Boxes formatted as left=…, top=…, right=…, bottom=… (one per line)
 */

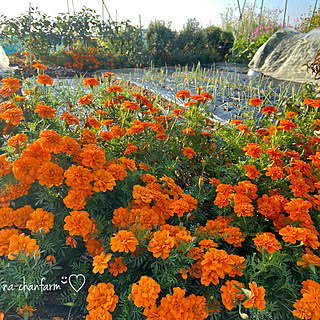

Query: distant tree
left=146, top=20, right=175, bottom=65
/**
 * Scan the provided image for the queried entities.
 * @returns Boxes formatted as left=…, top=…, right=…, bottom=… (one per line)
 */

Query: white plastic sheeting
left=0, top=46, right=15, bottom=77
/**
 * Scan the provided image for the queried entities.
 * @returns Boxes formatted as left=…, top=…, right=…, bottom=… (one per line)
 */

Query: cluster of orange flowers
left=133, top=285, right=209, bottom=320
left=86, top=282, right=118, bottom=319
left=214, top=180, right=257, bottom=217
left=62, top=47, right=116, bottom=71
left=0, top=204, right=56, bottom=259
left=293, top=280, right=320, bottom=320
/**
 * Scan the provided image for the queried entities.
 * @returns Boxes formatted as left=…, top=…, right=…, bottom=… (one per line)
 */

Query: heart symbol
left=68, top=274, right=86, bottom=292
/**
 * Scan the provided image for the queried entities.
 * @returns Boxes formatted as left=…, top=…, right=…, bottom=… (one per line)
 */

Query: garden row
left=0, top=61, right=319, bottom=319
left=1, top=4, right=320, bottom=73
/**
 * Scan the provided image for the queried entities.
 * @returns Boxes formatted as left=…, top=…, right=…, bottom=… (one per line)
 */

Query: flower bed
left=0, top=63, right=320, bottom=320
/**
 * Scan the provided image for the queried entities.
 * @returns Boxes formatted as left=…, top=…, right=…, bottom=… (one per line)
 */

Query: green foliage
left=228, top=33, right=270, bottom=63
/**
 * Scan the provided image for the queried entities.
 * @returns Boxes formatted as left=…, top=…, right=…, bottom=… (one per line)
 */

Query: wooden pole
left=283, top=0, right=288, bottom=27
left=66, top=0, right=70, bottom=14
left=248, top=0, right=257, bottom=38
left=29, top=2, right=32, bottom=68
left=258, top=0, right=264, bottom=27
left=71, top=0, right=75, bottom=15
left=101, top=0, right=113, bottom=21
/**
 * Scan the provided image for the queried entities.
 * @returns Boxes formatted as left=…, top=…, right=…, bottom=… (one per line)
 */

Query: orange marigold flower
left=243, top=164, right=261, bottom=179
left=0, top=155, right=12, bottom=178
left=22, top=141, right=52, bottom=162
left=8, top=233, right=39, bottom=260
left=34, top=103, right=56, bottom=119
left=284, top=198, right=312, bottom=224
left=92, top=252, right=112, bottom=274
left=59, top=112, right=79, bottom=125
left=140, top=173, right=157, bottom=183
left=1, top=77, right=21, bottom=96
left=0, top=227, right=21, bottom=256
left=104, top=72, right=115, bottom=77
left=110, top=230, right=139, bottom=253
left=293, top=280, right=320, bottom=320
left=302, top=98, right=320, bottom=108
left=209, top=177, right=221, bottom=186
left=131, top=276, right=161, bottom=308
left=183, top=127, right=195, bottom=135
left=279, top=225, right=319, bottom=249
left=221, top=280, right=244, bottom=310
left=138, top=162, right=150, bottom=171
left=83, top=77, right=100, bottom=88
left=12, top=156, right=40, bottom=184
left=201, top=248, right=244, bottom=286
left=176, top=89, right=190, bottom=99
left=98, top=131, right=113, bottom=141
left=265, top=166, right=285, bottom=180
left=106, top=163, right=127, bottom=181
left=124, top=142, right=138, bottom=155
left=92, top=168, right=116, bottom=192
left=109, top=256, right=127, bottom=276
left=37, top=161, right=64, bottom=187
left=214, top=184, right=234, bottom=208
left=63, top=188, right=89, bottom=210
left=277, top=119, right=297, bottom=132
left=78, top=93, right=94, bottom=105
left=183, top=146, right=196, bottom=159
left=0, top=207, right=15, bottom=228
left=14, top=205, right=34, bottom=229
left=236, top=124, right=250, bottom=135
left=243, top=281, right=266, bottom=310
left=39, top=129, right=64, bottom=153
left=261, top=105, right=277, bottom=114
left=243, top=143, right=263, bottom=159
left=66, top=235, right=77, bottom=248
left=172, top=108, right=184, bottom=117
left=107, top=85, right=123, bottom=93
left=46, top=254, right=56, bottom=266
left=64, top=210, right=94, bottom=240
left=119, top=156, right=136, bottom=171
left=110, top=125, right=126, bottom=138
left=158, top=287, right=190, bottom=319
left=80, top=129, right=97, bottom=145
left=18, top=303, right=37, bottom=317
left=86, top=282, right=118, bottom=312
left=64, top=165, right=92, bottom=189
left=148, top=230, right=174, bottom=259
left=88, top=116, right=101, bottom=129
left=8, top=133, right=28, bottom=149
left=61, top=136, right=80, bottom=155
left=297, top=248, right=320, bottom=270
left=248, top=97, right=263, bottom=106
left=201, top=91, right=213, bottom=100
left=80, top=144, right=106, bottom=170
left=32, top=62, right=47, bottom=70
left=253, top=232, right=282, bottom=254
left=257, top=194, right=285, bottom=220
left=1, top=107, right=25, bottom=125
left=122, top=100, right=140, bottom=111
left=26, top=208, right=54, bottom=234
left=37, top=74, right=53, bottom=85
left=286, top=111, right=298, bottom=118
left=230, top=120, right=243, bottom=125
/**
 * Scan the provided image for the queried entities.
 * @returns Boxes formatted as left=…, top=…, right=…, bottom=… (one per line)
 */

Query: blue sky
left=1, top=0, right=317, bottom=30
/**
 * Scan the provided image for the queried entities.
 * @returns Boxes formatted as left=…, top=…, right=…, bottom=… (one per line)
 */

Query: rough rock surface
left=248, top=27, right=320, bottom=83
